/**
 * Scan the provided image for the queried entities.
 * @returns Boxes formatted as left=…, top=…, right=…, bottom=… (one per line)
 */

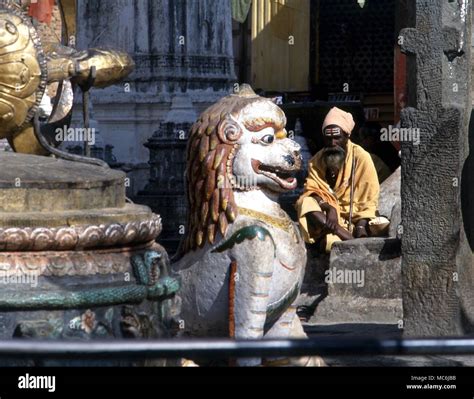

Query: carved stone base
left=0, top=152, right=181, bottom=365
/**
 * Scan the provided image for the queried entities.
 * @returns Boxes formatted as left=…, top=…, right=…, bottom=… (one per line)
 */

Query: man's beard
left=322, top=146, right=346, bottom=170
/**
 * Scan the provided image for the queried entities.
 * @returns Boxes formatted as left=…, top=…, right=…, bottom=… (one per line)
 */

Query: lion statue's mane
left=183, top=86, right=286, bottom=252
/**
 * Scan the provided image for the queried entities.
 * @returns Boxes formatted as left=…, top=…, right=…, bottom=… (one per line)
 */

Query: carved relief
left=0, top=215, right=161, bottom=251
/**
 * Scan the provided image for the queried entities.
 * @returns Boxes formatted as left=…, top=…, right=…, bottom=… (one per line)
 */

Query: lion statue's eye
left=260, top=135, right=275, bottom=144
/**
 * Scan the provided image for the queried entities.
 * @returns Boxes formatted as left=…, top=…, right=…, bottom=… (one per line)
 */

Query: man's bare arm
left=306, top=211, right=353, bottom=241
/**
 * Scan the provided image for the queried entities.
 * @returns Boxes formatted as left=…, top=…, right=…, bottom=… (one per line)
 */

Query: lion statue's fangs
left=172, top=85, right=325, bottom=367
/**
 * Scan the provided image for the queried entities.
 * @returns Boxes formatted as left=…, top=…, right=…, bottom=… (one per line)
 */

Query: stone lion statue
left=173, top=85, right=324, bottom=366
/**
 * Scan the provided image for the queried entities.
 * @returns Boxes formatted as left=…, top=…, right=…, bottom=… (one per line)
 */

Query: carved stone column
left=400, top=0, right=473, bottom=335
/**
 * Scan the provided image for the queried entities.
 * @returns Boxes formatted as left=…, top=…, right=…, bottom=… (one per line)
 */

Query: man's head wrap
left=322, top=107, right=355, bottom=136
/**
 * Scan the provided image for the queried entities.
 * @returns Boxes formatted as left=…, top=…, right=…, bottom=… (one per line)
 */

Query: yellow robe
left=296, top=140, right=379, bottom=252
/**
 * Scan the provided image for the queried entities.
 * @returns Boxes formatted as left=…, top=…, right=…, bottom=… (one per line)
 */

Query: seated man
left=296, top=107, right=380, bottom=253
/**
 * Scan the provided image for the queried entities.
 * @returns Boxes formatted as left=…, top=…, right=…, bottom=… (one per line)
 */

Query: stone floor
left=304, top=322, right=474, bottom=366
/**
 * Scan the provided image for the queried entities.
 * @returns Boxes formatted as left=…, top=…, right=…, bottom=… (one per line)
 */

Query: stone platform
left=0, top=152, right=125, bottom=212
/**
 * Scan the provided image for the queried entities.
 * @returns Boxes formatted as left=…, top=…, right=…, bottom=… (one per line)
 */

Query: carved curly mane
left=183, top=85, right=286, bottom=252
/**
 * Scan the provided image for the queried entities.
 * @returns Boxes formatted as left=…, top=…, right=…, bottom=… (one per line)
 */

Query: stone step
left=310, top=297, right=402, bottom=325
left=298, top=237, right=402, bottom=325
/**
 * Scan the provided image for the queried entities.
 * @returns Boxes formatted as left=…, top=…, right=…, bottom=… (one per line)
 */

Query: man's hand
left=307, top=210, right=353, bottom=242
left=336, top=226, right=354, bottom=241
left=307, top=197, right=353, bottom=242
left=321, top=203, right=338, bottom=232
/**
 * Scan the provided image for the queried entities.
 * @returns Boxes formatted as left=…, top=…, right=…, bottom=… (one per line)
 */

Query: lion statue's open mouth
left=251, top=159, right=298, bottom=190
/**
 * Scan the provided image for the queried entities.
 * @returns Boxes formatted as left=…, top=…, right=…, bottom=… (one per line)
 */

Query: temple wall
left=73, top=0, right=236, bottom=196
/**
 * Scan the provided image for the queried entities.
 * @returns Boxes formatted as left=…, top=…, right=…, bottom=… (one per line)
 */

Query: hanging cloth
left=232, top=0, right=252, bottom=23
left=28, top=0, right=55, bottom=25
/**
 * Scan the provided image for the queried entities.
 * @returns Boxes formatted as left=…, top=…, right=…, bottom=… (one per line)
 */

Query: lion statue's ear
left=217, top=116, right=243, bottom=144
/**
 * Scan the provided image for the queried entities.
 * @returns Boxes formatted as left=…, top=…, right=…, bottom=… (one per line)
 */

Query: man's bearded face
left=322, top=146, right=346, bottom=171
left=322, top=125, right=348, bottom=171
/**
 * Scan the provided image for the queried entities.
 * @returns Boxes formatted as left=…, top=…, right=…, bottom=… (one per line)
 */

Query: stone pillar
left=400, top=0, right=473, bottom=335
left=74, top=0, right=235, bottom=195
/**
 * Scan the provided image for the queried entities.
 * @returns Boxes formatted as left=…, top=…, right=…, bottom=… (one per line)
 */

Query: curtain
left=232, top=0, right=252, bottom=23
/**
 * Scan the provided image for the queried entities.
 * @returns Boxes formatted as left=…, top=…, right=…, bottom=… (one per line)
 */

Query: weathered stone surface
left=378, top=166, right=400, bottom=218
left=388, top=199, right=401, bottom=238
left=295, top=247, right=329, bottom=311
left=310, top=238, right=402, bottom=325
left=315, top=297, right=402, bottom=325
left=0, top=152, right=125, bottom=212
left=400, top=0, right=473, bottom=335
left=378, top=166, right=401, bottom=237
